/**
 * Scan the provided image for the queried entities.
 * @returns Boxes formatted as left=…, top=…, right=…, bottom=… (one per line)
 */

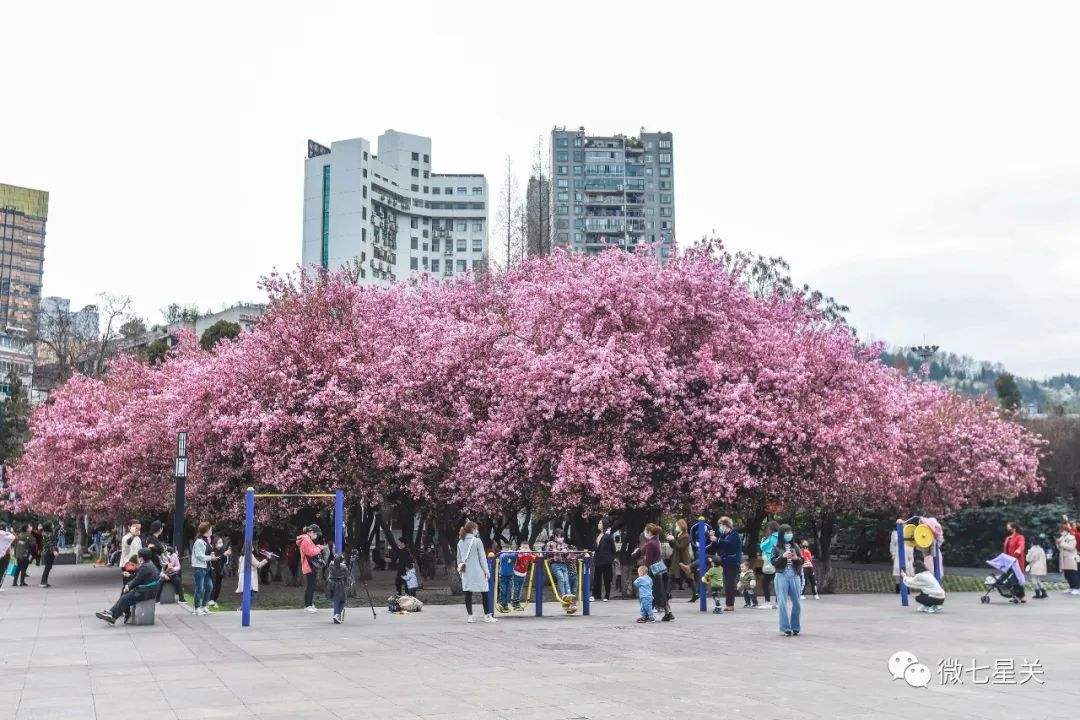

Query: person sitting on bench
left=95, top=549, right=162, bottom=625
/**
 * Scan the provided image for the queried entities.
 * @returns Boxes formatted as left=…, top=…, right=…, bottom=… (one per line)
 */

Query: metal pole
left=896, top=521, right=909, bottom=607
left=933, top=542, right=943, bottom=583
left=583, top=555, right=592, bottom=616
left=241, top=487, right=254, bottom=627
left=334, top=489, right=344, bottom=555
left=535, top=558, right=544, bottom=616
left=698, top=516, right=708, bottom=613
left=486, top=554, right=495, bottom=615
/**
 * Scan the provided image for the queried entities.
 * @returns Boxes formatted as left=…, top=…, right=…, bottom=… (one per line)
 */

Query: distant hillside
left=880, top=349, right=1080, bottom=414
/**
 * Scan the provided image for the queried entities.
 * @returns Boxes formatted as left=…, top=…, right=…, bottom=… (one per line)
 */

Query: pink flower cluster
left=9, top=248, right=1043, bottom=520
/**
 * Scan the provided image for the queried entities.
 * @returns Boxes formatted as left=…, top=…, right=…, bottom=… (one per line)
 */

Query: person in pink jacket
left=296, top=524, right=327, bottom=613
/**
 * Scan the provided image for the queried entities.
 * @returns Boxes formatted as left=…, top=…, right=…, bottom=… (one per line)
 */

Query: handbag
left=762, top=555, right=776, bottom=575
left=458, top=538, right=477, bottom=575
left=308, top=547, right=329, bottom=570
left=122, top=561, right=137, bottom=574
left=649, top=559, right=668, bottom=576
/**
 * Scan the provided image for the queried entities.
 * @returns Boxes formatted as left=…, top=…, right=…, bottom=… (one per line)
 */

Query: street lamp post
left=173, top=431, right=188, bottom=581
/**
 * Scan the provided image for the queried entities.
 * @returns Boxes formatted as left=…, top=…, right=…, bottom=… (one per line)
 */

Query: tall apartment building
left=302, top=130, right=488, bottom=285
left=0, top=184, right=48, bottom=334
left=525, top=175, right=551, bottom=257
left=550, top=127, right=675, bottom=262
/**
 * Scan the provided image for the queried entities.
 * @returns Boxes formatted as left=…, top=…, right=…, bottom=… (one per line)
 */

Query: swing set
left=486, top=551, right=593, bottom=617
left=240, top=486, right=344, bottom=628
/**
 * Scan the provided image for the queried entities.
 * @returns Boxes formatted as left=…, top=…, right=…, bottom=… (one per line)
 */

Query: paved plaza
left=0, top=564, right=1076, bottom=719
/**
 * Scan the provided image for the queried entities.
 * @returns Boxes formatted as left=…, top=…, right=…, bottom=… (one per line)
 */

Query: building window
left=557, top=179, right=569, bottom=189
left=557, top=192, right=569, bottom=201
left=659, top=139, right=671, bottom=149
left=659, top=167, right=671, bottom=177
left=556, top=151, right=569, bottom=162
left=423, top=171, right=429, bottom=179
left=444, top=187, right=453, bottom=195
left=412, top=152, right=419, bottom=161
left=660, top=194, right=672, bottom=204
left=410, top=257, right=418, bottom=270
left=555, top=138, right=568, bottom=148
left=574, top=205, right=583, bottom=215
left=557, top=205, right=568, bottom=215
left=659, top=153, right=672, bottom=163
left=432, top=239, right=440, bottom=252
left=472, top=220, right=483, bottom=232
left=457, top=259, right=467, bottom=272
left=362, top=186, right=367, bottom=198
left=472, top=238, right=483, bottom=252
left=573, top=165, right=582, bottom=175
left=431, top=258, right=440, bottom=271
left=557, top=165, right=567, bottom=175
left=457, top=187, right=467, bottom=194
left=573, top=232, right=582, bottom=242
left=573, top=151, right=584, bottom=161
left=411, top=237, right=418, bottom=250
left=456, top=238, right=467, bottom=251
left=362, top=228, right=366, bottom=241
left=433, top=187, right=441, bottom=195
left=645, top=168, right=654, bottom=176
left=660, top=207, right=672, bottom=217
left=423, top=154, right=430, bottom=163
left=410, top=217, right=418, bottom=229
left=660, top=180, right=672, bottom=190
left=411, top=184, right=419, bottom=192
left=411, top=168, right=419, bottom=177
left=362, top=168, right=367, bottom=178
left=456, top=220, right=467, bottom=232
left=573, top=137, right=582, bottom=147
left=472, top=186, right=482, bottom=195
left=555, top=219, right=569, bottom=230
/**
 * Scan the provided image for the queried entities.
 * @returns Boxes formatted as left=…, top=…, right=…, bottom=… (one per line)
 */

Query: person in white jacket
left=902, top=556, right=946, bottom=613
left=0, top=523, right=15, bottom=591
left=1025, top=541, right=1048, bottom=599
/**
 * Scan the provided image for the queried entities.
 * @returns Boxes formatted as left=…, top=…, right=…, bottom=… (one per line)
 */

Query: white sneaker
left=602, top=598, right=608, bottom=602
left=305, top=605, right=317, bottom=613
left=1071, top=589, right=1080, bottom=596
left=800, top=595, right=806, bottom=600
left=483, top=614, right=498, bottom=623
left=466, top=614, right=475, bottom=623
left=916, top=605, right=929, bottom=613
left=814, top=594, right=820, bottom=599
left=207, top=601, right=218, bottom=608
left=332, top=614, right=341, bottom=624
left=758, top=602, right=772, bottom=609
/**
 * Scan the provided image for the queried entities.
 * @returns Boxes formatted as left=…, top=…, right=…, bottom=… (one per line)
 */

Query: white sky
left=3, top=1, right=1078, bottom=378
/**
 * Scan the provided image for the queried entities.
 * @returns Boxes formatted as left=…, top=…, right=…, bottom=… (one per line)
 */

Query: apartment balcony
left=584, top=218, right=626, bottom=232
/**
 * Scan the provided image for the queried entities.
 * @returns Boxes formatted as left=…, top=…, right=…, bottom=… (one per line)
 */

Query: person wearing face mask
left=591, top=520, right=616, bottom=603
left=757, top=521, right=780, bottom=609
left=770, top=524, right=803, bottom=636
left=706, top=516, right=743, bottom=612
left=1002, top=522, right=1027, bottom=603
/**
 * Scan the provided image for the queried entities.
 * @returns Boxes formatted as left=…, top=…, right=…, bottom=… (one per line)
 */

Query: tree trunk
left=743, top=503, right=768, bottom=557
left=814, top=510, right=838, bottom=594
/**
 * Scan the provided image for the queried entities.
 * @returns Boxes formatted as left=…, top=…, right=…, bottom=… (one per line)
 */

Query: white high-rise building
left=302, top=130, right=489, bottom=285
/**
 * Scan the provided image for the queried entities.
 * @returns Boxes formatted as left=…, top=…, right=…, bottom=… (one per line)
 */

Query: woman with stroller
left=1056, top=522, right=1079, bottom=595
left=1003, top=521, right=1027, bottom=602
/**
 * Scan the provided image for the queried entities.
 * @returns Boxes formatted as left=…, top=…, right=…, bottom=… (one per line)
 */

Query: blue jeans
left=193, top=567, right=213, bottom=609
left=333, top=598, right=346, bottom=616
left=511, top=575, right=526, bottom=604
left=498, top=575, right=513, bottom=605
left=552, top=563, right=571, bottom=598
left=638, top=595, right=654, bottom=619
left=776, top=568, right=802, bottom=633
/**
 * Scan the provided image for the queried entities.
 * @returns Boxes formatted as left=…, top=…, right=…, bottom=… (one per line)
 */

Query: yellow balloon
left=914, top=524, right=935, bottom=549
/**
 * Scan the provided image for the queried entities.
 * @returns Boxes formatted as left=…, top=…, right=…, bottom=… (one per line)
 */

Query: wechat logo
left=888, top=651, right=932, bottom=688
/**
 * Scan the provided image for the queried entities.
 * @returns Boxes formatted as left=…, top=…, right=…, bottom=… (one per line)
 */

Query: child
left=235, top=545, right=269, bottom=606
left=402, top=561, right=420, bottom=597
left=800, top=541, right=819, bottom=599
left=736, top=560, right=757, bottom=608
left=325, top=553, right=354, bottom=624
left=511, top=542, right=535, bottom=611
left=702, top=556, right=725, bottom=613
left=495, top=543, right=516, bottom=613
left=902, top=555, right=946, bottom=613
left=633, top=565, right=655, bottom=623
left=1025, top=541, right=1048, bottom=599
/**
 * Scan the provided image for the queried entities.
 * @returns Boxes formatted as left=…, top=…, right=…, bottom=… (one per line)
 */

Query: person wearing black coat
left=392, top=536, right=413, bottom=596
left=591, top=520, right=617, bottom=602
left=95, top=549, right=162, bottom=624
left=143, top=521, right=167, bottom=571
left=771, top=524, right=804, bottom=636
left=706, top=516, right=743, bottom=611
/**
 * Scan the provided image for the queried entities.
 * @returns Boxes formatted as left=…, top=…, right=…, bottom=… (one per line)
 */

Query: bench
left=159, top=582, right=176, bottom=604
left=128, top=598, right=156, bottom=626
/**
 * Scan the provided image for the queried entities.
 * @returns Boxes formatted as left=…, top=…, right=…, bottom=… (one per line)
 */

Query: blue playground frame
left=240, top=486, right=344, bottom=627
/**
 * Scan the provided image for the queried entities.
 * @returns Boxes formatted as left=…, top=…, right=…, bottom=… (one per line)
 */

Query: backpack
left=387, top=595, right=401, bottom=613
left=397, top=595, right=423, bottom=612
left=309, top=546, right=329, bottom=570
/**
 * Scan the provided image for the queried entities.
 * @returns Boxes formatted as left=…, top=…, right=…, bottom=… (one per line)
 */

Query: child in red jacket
left=511, top=542, right=536, bottom=611
left=800, top=541, right=819, bottom=599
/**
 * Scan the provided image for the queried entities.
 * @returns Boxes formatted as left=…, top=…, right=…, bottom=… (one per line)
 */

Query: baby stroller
left=981, top=553, right=1026, bottom=604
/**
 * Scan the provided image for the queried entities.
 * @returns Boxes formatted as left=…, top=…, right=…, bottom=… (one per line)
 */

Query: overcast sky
left=3, top=2, right=1077, bottom=378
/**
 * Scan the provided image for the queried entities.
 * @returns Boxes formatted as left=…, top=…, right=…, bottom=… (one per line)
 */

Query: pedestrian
left=13, top=524, right=34, bottom=587
left=901, top=555, right=946, bottom=613
left=668, top=519, right=693, bottom=596
left=633, top=522, right=674, bottom=622
left=325, top=552, right=354, bottom=624
left=495, top=543, right=515, bottom=612
left=191, top=522, right=218, bottom=615
left=758, top=521, right=779, bottom=609
left=401, top=561, right=420, bottom=597
left=157, top=545, right=185, bottom=603
left=296, top=524, right=327, bottom=613
left=235, top=542, right=269, bottom=607
left=95, top=548, right=162, bottom=625
left=1055, top=522, right=1079, bottom=595
left=1024, top=540, right=1048, bottom=599
left=39, top=529, right=56, bottom=588
left=702, top=556, right=725, bottom=613
left=32, top=524, right=44, bottom=566
left=737, top=560, right=757, bottom=607
left=392, top=535, right=413, bottom=596
left=0, top=523, right=15, bottom=592
left=1003, top=521, right=1027, bottom=602
left=800, top=540, right=820, bottom=599
left=456, top=520, right=496, bottom=623
left=511, top=541, right=536, bottom=610
left=207, top=533, right=231, bottom=608
left=591, top=519, right=616, bottom=603
left=143, top=520, right=167, bottom=571
left=771, top=524, right=803, bottom=636
left=706, top=516, right=743, bottom=612
left=633, top=565, right=655, bottom=623
left=120, top=519, right=143, bottom=589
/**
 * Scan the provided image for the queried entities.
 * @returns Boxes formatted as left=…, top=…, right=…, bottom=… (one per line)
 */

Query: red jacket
left=295, top=534, right=324, bottom=575
left=1003, top=533, right=1026, bottom=565
left=513, top=552, right=536, bottom=575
